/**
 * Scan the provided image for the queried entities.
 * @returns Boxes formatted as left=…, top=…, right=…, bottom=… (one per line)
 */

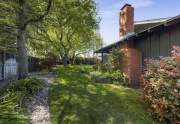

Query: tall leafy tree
left=0, top=0, right=52, bottom=78
left=29, top=0, right=102, bottom=66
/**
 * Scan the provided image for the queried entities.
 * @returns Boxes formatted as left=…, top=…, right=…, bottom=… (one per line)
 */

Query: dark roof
left=95, top=15, right=180, bottom=53
left=134, top=17, right=171, bottom=33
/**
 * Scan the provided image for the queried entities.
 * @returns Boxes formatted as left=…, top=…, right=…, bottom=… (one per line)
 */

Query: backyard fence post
left=2, top=50, right=6, bottom=80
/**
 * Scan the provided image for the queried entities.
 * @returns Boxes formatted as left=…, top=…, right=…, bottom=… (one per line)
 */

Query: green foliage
left=0, top=0, right=51, bottom=47
left=0, top=78, right=44, bottom=124
left=8, top=78, right=44, bottom=96
left=0, top=1, right=17, bottom=48
left=142, top=46, right=180, bottom=123
left=92, top=48, right=128, bottom=86
left=28, top=0, right=102, bottom=60
left=93, top=48, right=125, bottom=73
left=90, top=70, right=129, bottom=86
left=50, top=65, right=159, bottom=124
left=93, top=61, right=113, bottom=72
left=100, top=63, right=114, bottom=72
left=109, top=48, right=124, bottom=70
left=78, top=65, right=93, bottom=74
left=73, top=57, right=100, bottom=65
left=107, top=70, right=128, bottom=86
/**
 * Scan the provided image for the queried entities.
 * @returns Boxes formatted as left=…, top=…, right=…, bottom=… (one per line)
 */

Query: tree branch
left=24, top=0, right=52, bottom=27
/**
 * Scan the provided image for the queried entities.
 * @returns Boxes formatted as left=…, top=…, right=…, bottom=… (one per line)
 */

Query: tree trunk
left=62, top=56, right=69, bottom=67
left=17, top=29, right=28, bottom=79
left=71, top=56, right=75, bottom=65
left=17, top=0, right=28, bottom=79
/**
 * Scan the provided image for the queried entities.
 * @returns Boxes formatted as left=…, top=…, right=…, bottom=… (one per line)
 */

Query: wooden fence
left=0, top=51, right=17, bottom=80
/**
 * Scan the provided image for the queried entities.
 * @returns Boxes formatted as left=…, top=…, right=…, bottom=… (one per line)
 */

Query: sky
left=96, top=0, right=180, bottom=46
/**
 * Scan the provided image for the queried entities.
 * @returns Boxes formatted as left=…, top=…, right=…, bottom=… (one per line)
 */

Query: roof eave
left=94, top=33, right=135, bottom=53
left=94, top=15, right=180, bottom=54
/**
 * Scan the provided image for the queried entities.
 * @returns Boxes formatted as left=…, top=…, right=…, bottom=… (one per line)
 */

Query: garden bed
left=0, top=78, right=44, bottom=124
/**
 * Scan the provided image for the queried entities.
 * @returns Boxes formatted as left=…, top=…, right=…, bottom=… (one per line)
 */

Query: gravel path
left=26, top=74, right=54, bottom=124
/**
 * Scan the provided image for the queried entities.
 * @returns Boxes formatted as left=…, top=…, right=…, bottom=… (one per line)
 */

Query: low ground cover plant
left=92, top=48, right=128, bottom=86
left=142, top=46, right=180, bottom=123
left=0, top=78, right=44, bottom=124
left=90, top=70, right=128, bottom=86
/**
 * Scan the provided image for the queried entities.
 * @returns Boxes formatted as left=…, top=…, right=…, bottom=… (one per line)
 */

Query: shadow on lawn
left=49, top=66, right=158, bottom=124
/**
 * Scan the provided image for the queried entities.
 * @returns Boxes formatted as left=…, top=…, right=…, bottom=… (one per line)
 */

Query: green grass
left=0, top=78, right=44, bottom=124
left=50, top=65, right=159, bottom=124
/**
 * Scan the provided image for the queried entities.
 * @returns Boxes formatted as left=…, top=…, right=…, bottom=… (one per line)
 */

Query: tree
left=16, top=0, right=52, bottom=79
left=0, top=1, right=17, bottom=48
left=28, top=0, right=102, bottom=66
left=0, top=0, right=52, bottom=79
left=108, top=48, right=124, bottom=70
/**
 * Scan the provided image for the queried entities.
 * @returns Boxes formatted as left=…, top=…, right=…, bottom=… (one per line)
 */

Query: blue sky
left=96, top=0, right=180, bottom=46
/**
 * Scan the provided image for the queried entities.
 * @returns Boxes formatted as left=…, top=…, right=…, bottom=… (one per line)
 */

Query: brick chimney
left=119, top=4, right=134, bottom=37
left=118, top=4, right=142, bottom=87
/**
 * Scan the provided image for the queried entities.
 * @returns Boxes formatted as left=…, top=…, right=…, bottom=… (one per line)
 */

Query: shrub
left=93, top=48, right=125, bottom=73
left=142, top=46, right=180, bottom=123
left=0, top=78, right=44, bottom=109
left=108, top=70, right=128, bottom=86
left=8, top=78, right=44, bottom=96
left=90, top=71, right=111, bottom=83
left=93, top=62, right=112, bottom=72
left=92, top=48, right=128, bottom=86
left=78, top=66, right=93, bottom=74
left=73, top=57, right=100, bottom=65
left=0, top=78, right=44, bottom=122
left=90, top=70, right=128, bottom=86
left=109, top=48, right=124, bottom=70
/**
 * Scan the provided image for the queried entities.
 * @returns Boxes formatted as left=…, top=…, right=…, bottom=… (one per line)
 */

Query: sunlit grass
left=49, top=65, right=159, bottom=124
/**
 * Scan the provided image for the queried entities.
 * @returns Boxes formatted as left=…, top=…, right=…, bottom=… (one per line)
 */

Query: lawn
left=49, top=65, right=159, bottom=124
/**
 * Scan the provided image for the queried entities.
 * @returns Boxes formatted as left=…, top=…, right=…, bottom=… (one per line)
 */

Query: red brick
left=119, top=42, right=142, bottom=87
left=119, top=5, right=134, bottom=37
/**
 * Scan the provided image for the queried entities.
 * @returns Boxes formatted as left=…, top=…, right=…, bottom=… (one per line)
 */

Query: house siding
left=135, top=24, right=180, bottom=64
left=97, top=22, right=180, bottom=86
left=170, top=25, right=180, bottom=46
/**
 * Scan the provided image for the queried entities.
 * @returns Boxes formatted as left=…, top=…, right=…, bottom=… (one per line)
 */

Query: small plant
left=142, top=46, right=180, bottom=123
left=8, top=78, right=44, bottom=96
left=108, top=70, right=128, bottom=86
left=90, top=70, right=128, bottom=86
left=92, top=48, right=128, bottom=86
left=94, top=48, right=124, bottom=72
left=109, top=48, right=124, bottom=70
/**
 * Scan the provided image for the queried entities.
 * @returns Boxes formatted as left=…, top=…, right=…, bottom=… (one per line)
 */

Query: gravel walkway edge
left=25, top=74, right=54, bottom=124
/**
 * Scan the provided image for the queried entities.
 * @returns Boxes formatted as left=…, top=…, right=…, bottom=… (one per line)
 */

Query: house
left=95, top=4, right=180, bottom=86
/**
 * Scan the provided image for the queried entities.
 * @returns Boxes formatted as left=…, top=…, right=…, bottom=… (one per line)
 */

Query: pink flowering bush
left=142, top=46, right=180, bottom=123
